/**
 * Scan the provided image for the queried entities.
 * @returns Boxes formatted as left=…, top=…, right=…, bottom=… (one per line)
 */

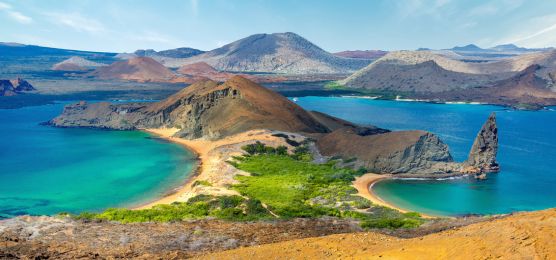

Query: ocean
left=0, top=103, right=196, bottom=218
left=295, top=96, right=556, bottom=216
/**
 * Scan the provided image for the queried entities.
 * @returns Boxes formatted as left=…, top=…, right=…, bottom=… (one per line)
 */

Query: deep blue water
left=295, top=96, right=556, bottom=216
left=0, top=103, right=196, bottom=218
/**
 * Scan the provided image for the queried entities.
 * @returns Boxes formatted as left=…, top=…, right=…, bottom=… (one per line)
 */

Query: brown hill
left=177, top=62, right=287, bottom=83
left=88, top=57, right=176, bottom=82
left=143, top=76, right=329, bottom=139
left=428, top=64, right=556, bottom=107
left=50, top=76, right=328, bottom=139
left=198, top=208, right=556, bottom=259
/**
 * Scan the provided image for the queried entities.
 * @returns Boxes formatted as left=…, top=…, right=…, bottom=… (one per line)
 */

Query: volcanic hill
left=87, top=57, right=177, bottom=82
left=168, top=32, right=372, bottom=74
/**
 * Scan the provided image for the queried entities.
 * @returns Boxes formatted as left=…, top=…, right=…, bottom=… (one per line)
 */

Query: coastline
left=353, top=173, right=442, bottom=219
left=133, top=128, right=204, bottom=209
left=132, top=128, right=299, bottom=210
left=134, top=129, right=447, bottom=218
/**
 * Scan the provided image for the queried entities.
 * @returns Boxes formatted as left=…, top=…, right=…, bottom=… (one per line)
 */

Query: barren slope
left=198, top=208, right=556, bottom=259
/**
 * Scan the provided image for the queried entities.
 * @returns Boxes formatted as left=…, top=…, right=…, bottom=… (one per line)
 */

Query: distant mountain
left=134, top=47, right=205, bottom=59
left=333, top=50, right=387, bottom=60
left=450, top=44, right=487, bottom=52
left=52, top=56, right=106, bottom=71
left=339, top=49, right=556, bottom=107
left=88, top=57, right=177, bottom=82
left=489, top=44, right=528, bottom=52
left=0, top=42, right=116, bottom=57
left=170, top=32, right=372, bottom=74
left=339, top=51, right=508, bottom=93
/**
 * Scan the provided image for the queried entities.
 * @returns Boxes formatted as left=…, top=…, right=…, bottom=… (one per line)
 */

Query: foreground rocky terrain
left=0, top=213, right=494, bottom=259
left=198, top=208, right=556, bottom=259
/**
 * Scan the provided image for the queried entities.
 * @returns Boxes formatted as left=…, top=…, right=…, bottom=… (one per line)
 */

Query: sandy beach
left=134, top=128, right=305, bottom=209
left=353, top=173, right=438, bottom=218
left=135, top=128, right=440, bottom=219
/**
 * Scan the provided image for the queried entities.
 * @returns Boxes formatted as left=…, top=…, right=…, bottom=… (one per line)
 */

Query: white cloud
left=46, top=12, right=105, bottom=33
left=0, top=2, right=11, bottom=10
left=494, top=14, right=556, bottom=47
left=9, top=11, right=32, bottom=24
left=0, top=1, right=33, bottom=24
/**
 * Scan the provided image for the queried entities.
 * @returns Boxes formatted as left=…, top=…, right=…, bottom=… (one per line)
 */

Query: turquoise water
left=0, top=103, right=196, bottom=218
left=295, top=97, right=556, bottom=216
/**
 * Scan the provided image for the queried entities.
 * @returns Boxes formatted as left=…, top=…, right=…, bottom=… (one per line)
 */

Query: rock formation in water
left=49, top=76, right=498, bottom=175
left=0, top=78, right=35, bottom=96
left=464, top=112, right=499, bottom=173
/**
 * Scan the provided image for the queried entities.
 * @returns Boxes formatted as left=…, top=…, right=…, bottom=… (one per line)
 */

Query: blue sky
left=1, top=0, right=556, bottom=53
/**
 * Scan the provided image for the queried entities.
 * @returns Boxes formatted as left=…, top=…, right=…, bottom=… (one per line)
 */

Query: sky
left=1, top=0, right=556, bottom=53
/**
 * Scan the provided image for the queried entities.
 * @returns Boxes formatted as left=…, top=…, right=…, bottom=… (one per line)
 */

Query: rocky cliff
left=465, top=113, right=499, bottom=173
left=0, top=78, right=35, bottom=96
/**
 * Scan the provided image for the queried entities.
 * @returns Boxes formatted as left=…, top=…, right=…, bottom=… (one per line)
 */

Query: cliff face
left=465, top=113, right=499, bottom=173
left=316, top=127, right=454, bottom=174
left=0, top=78, right=35, bottom=96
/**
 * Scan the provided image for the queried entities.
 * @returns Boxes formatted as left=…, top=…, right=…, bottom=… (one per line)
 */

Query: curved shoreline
left=133, top=128, right=206, bottom=209
left=353, top=173, right=447, bottom=219
left=134, top=130, right=449, bottom=218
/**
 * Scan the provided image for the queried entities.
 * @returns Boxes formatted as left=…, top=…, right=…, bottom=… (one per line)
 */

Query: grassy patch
left=324, top=81, right=346, bottom=90
left=72, top=195, right=273, bottom=223
left=71, top=143, right=425, bottom=229
left=230, top=143, right=425, bottom=228
left=192, top=180, right=213, bottom=187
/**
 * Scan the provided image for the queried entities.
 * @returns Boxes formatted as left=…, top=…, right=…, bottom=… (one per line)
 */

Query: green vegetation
left=73, top=195, right=272, bottom=223
left=324, top=81, right=346, bottom=90
left=192, top=180, right=213, bottom=187
left=230, top=142, right=424, bottom=228
left=71, top=142, right=424, bottom=229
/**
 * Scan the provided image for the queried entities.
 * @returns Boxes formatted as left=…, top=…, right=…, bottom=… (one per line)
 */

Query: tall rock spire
left=465, top=113, right=499, bottom=174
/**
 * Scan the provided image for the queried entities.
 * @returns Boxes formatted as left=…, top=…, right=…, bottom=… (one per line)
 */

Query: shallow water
left=0, top=103, right=196, bottom=218
left=295, top=96, right=556, bottom=216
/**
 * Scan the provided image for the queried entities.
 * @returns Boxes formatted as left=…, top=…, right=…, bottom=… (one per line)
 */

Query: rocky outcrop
left=316, top=127, right=454, bottom=174
left=464, top=113, right=499, bottom=173
left=0, top=78, right=35, bottom=96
